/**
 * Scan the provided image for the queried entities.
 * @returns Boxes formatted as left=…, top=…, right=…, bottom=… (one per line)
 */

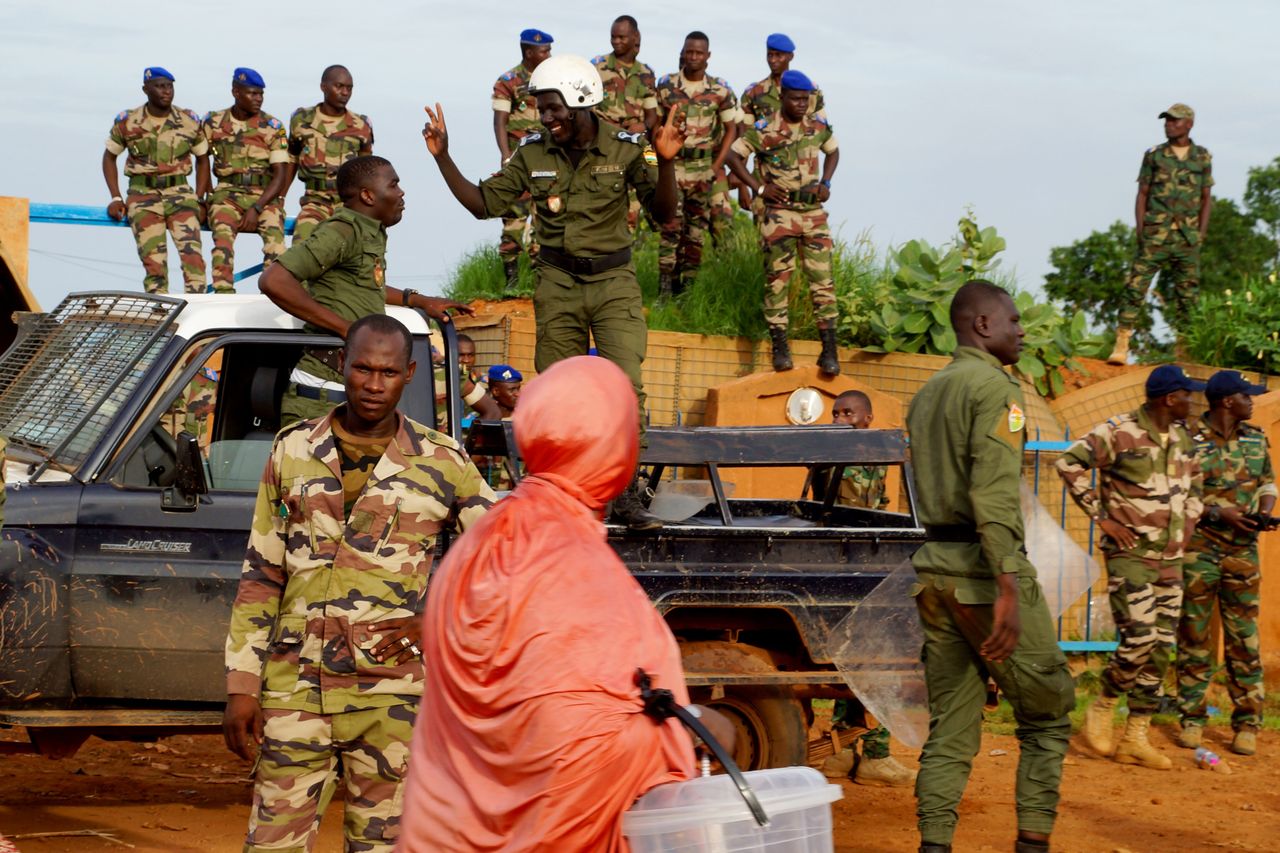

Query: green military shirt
left=1189, top=413, right=1277, bottom=552
left=105, top=104, right=209, bottom=178
left=838, top=464, right=889, bottom=510
left=907, top=347, right=1034, bottom=591
left=1137, top=140, right=1213, bottom=245
left=492, top=64, right=542, bottom=148
left=592, top=53, right=658, bottom=135
left=276, top=207, right=388, bottom=383
left=739, top=75, right=826, bottom=125
left=479, top=119, right=657, bottom=259
left=202, top=108, right=290, bottom=180
left=288, top=105, right=374, bottom=190
left=731, top=111, right=838, bottom=211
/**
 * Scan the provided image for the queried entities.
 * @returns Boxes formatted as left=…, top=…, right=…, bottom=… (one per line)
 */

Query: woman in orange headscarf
left=398, top=356, right=695, bottom=852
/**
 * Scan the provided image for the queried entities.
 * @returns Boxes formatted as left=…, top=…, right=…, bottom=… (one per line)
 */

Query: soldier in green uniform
left=907, top=280, right=1074, bottom=853
left=259, top=155, right=469, bottom=425
left=493, top=29, right=553, bottom=289
left=286, top=65, right=374, bottom=244
left=593, top=15, right=659, bottom=236
left=726, top=70, right=840, bottom=376
left=202, top=68, right=290, bottom=293
left=655, top=32, right=739, bottom=298
left=1177, top=370, right=1275, bottom=757
left=103, top=67, right=209, bottom=294
left=223, top=313, right=495, bottom=853
left=1108, top=103, right=1213, bottom=364
left=424, top=54, right=683, bottom=528
left=1057, top=365, right=1205, bottom=771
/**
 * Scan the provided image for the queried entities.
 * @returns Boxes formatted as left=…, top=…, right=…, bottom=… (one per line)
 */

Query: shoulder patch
left=501, top=71, right=515, bottom=81
left=715, top=76, right=731, bottom=89
left=658, top=74, right=671, bottom=86
left=292, top=107, right=306, bottom=118
left=754, top=118, right=768, bottom=130
left=518, top=132, right=543, bottom=147
left=616, top=130, right=643, bottom=144
left=185, top=109, right=200, bottom=123
left=812, top=115, right=830, bottom=127
left=591, top=54, right=606, bottom=65
left=115, top=109, right=130, bottom=122
left=1146, top=145, right=1159, bottom=154
left=267, top=117, right=282, bottom=129
left=359, top=113, right=370, bottom=125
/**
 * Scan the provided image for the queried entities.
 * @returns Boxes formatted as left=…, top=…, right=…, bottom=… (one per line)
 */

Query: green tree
left=1201, top=197, right=1275, bottom=292
left=1244, top=156, right=1280, bottom=270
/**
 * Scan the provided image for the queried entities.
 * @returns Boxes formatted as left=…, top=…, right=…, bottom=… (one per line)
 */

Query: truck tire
left=680, top=641, right=808, bottom=771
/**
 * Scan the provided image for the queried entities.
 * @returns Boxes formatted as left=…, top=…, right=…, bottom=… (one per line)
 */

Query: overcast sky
left=7, top=0, right=1278, bottom=310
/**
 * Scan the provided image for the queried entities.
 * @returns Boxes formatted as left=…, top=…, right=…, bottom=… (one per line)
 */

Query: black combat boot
left=609, top=475, right=663, bottom=531
left=1014, top=838, right=1050, bottom=853
left=503, top=259, right=519, bottom=291
left=769, top=326, right=793, bottom=372
left=817, top=325, right=840, bottom=375
left=918, top=845, right=951, bottom=853
left=658, top=271, right=675, bottom=300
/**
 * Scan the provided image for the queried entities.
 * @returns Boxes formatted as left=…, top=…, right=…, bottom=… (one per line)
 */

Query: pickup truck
left=0, top=291, right=925, bottom=770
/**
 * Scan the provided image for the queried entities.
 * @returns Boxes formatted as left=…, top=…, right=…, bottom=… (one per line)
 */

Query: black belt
left=219, top=171, right=270, bottom=188
left=304, top=347, right=343, bottom=373
left=677, top=146, right=714, bottom=161
left=924, top=524, right=980, bottom=543
left=302, top=175, right=337, bottom=192
left=129, top=174, right=189, bottom=189
left=787, top=190, right=822, bottom=205
left=290, top=382, right=346, bottom=403
left=539, top=246, right=632, bottom=276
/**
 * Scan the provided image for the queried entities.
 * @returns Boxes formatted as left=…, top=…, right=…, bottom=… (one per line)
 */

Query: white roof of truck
left=169, top=294, right=433, bottom=339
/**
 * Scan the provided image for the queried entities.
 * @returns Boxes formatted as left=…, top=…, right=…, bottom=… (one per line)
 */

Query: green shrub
left=1183, top=273, right=1280, bottom=373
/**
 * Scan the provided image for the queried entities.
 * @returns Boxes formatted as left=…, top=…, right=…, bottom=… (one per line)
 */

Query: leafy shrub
left=1183, top=274, right=1280, bottom=374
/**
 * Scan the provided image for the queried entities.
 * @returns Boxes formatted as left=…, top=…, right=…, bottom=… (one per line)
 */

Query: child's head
left=832, top=390, right=873, bottom=429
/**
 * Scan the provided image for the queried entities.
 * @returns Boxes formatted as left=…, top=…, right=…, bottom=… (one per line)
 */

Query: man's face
left=457, top=340, right=476, bottom=368
left=781, top=89, right=809, bottom=122
left=232, top=84, right=264, bottom=115
left=1164, top=116, right=1193, bottom=140
left=766, top=49, right=793, bottom=76
left=984, top=294, right=1025, bottom=366
left=1225, top=391, right=1254, bottom=421
left=359, top=165, right=406, bottom=227
left=537, top=93, right=576, bottom=144
left=611, top=21, right=639, bottom=57
left=832, top=398, right=873, bottom=429
left=682, top=38, right=709, bottom=74
left=342, top=329, right=416, bottom=423
left=491, top=380, right=521, bottom=412
left=143, top=78, right=174, bottom=110
left=321, top=68, right=353, bottom=110
left=1161, top=388, right=1193, bottom=420
left=525, top=44, right=551, bottom=70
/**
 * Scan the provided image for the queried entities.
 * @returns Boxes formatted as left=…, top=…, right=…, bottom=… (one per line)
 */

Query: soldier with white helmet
left=422, top=54, right=684, bottom=529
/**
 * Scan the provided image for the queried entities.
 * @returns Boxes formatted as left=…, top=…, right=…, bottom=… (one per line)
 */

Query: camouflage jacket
left=1138, top=141, right=1214, bottom=245
left=656, top=70, right=738, bottom=178
left=592, top=53, right=657, bottom=135
left=739, top=74, right=826, bottom=125
left=492, top=63, right=542, bottom=148
left=838, top=465, right=889, bottom=510
left=105, top=104, right=208, bottom=177
left=224, top=410, right=494, bottom=713
left=1057, top=406, right=1204, bottom=567
left=288, top=105, right=374, bottom=189
left=202, top=108, right=289, bottom=180
left=1189, top=413, right=1277, bottom=551
left=730, top=111, right=838, bottom=210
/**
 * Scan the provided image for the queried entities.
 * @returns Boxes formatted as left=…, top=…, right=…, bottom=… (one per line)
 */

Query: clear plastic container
left=623, top=767, right=842, bottom=852
left=649, top=479, right=736, bottom=523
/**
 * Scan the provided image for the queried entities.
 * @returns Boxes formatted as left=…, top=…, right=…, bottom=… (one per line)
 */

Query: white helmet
left=528, top=55, right=603, bottom=108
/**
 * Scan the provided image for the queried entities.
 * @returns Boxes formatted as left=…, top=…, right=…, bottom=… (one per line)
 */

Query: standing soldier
left=739, top=33, right=827, bottom=128
left=1057, top=365, right=1205, bottom=770
left=593, top=15, right=658, bottom=235
left=223, top=313, right=495, bottom=853
left=287, top=65, right=374, bottom=244
left=202, top=68, right=290, bottom=293
left=1108, top=103, right=1213, bottom=364
left=726, top=71, right=840, bottom=375
left=102, top=67, right=208, bottom=294
left=1177, top=370, right=1275, bottom=757
left=655, top=31, right=738, bottom=298
left=493, top=29, right=553, bottom=289
left=907, top=281, right=1074, bottom=853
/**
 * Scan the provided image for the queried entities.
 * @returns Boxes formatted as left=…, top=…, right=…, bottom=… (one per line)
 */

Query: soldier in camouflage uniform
left=493, top=29, right=553, bottom=289
left=103, top=67, right=208, bottom=294
left=1108, top=103, right=1213, bottom=364
left=656, top=32, right=739, bottom=298
left=1057, top=364, right=1205, bottom=771
left=202, top=68, right=290, bottom=293
left=287, top=65, right=374, bottom=244
left=1177, top=370, right=1275, bottom=757
left=593, top=15, right=658, bottom=236
left=739, top=33, right=827, bottom=129
left=726, top=70, right=840, bottom=377
left=223, top=313, right=495, bottom=852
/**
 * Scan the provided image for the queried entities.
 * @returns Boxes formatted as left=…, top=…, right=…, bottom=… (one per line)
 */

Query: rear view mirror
left=162, top=431, right=209, bottom=511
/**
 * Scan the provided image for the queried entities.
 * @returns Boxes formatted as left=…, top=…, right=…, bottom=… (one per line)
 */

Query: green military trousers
left=912, top=574, right=1075, bottom=846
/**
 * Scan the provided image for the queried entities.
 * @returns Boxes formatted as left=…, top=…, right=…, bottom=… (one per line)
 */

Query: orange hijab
left=398, top=357, right=694, bottom=852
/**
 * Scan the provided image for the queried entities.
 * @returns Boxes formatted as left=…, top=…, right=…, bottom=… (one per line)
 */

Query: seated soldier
left=487, top=364, right=522, bottom=420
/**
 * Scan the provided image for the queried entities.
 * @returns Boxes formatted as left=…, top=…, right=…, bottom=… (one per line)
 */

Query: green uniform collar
left=951, top=346, right=1007, bottom=372
left=331, top=205, right=387, bottom=235
left=541, top=116, right=608, bottom=155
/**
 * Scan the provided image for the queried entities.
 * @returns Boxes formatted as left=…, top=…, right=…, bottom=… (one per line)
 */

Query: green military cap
left=1159, top=103, right=1194, bottom=120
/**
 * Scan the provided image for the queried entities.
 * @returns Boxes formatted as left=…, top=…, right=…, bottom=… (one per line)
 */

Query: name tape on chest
left=530, top=170, right=557, bottom=179
left=590, top=164, right=624, bottom=175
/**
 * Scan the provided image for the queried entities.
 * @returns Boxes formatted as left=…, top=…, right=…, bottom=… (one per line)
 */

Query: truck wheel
left=680, top=641, right=808, bottom=771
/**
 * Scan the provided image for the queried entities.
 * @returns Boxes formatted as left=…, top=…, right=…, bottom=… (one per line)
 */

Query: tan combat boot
left=1231, top=728, right=1257, bottom=756
left=1113, top=715, right=1172, bottom=770
left=854, top=755, right=918, bottom=788
left=1176, top=724, right=1203, bottom=749
left=820, top=749, right=855, bottom=779
left=1107, top=327, right=1132, bottom=365
left=1082, top=695, right=1118, bottom=756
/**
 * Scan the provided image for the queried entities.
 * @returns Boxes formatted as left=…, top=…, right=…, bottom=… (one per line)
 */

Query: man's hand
left=817, top=183, right=831, bottom=203
left=196, top=199, right=209, bottom=227
left=422, top=103, right=450, bottom=158
left=238, top=207, right=261, bottom=234
left=758, top=181, right=788, bottom=205
left=107, top=199, right=126, bottom=221
left=370, top=616, right=424, bottom=666
left=402, top=293, right=475, bottom=323
left=223, top=693, right=263, bottom=762
left=652, top=107, right=685, bottom=161
left=1097, top=517, right=1138, bottom=550
left=980, top=573, right=1021, bottom=664
left=1220, top=505, right=1259, bottom=534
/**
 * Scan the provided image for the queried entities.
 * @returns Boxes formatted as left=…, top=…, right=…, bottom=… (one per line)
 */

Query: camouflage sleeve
left=969, top=377, right=1025, bottom=572
left=105, top=116, right=126, bottom=155
left=1185, top=446, right=1203, bottom=524
left=454, top=458, right=497, bottom=532
left=729, top=129, right=757, bottom=161
left=275, top=219, right=358, bottom=283
left=224, top=443, right=288, bottom=697
left=1056, top=423, right=1113, bottom=519
left=190, top=125, right=210, bottom=157
left=362, top=118, right=374, bottom=155
left=1202, top=149, right=1214, bottom=188
left=479, top=150, right=532, bottom=218
left=1137, top=149, right=1154, bottom=186
left=1259, top=434, right=1278, bottom=502
left=268, top=122, right=290, bottom=164
left=820, top=127, right=838, bottom=155
left=491, top=75, right=514, bottom=113
left=640, top=67, right=658, bottom=110
left=718, top=85, right=739, bottom=124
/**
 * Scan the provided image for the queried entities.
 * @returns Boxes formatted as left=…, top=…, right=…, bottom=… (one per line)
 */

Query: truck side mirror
left=162, top=431, right=209, bottom=511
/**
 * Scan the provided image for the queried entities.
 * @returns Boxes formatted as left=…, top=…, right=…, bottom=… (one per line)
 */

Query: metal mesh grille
left=0, top=292, right=182, bottom=472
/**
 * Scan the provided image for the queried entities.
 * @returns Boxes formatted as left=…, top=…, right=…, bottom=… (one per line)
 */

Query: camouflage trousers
left=708, top=175, right=735, bottom=242
left=759, top=206, right=838, bottom=331
left=245, top=704, right=416, bottom=852
left=1177, top=546, right=1265, bottom=730
left=1119, top=238, right=1200, bottom=330
left=500, top=196, right=538, bottom=260
left=293, top=191, right=341, bottom=244
left=208, top=188, right=286, bottom=292
left=831, top=700, right=891, bottom=760
left=658, top=173, right=713, bottom=283
left=125, top=184, right=206, bottom=294
left=1101, top=574, right=1183, bottom=714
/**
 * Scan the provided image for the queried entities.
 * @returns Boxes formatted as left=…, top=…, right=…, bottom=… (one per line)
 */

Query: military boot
left=817, top=326, right=841, bottom=375
left=820, top=749, right=855, bottom=779
left=658, top=271, right=675, bottom=300
left=1014, top=839, right=1050, bottom=853
left=769, top=327, right=793, bottom=371
left=1081, top=694, right=1117, bottom=756
left=1176, top=724, right=1203, bottom=749
left=1231, top=727, right=1257, bottom=756
left=1107, top=327, right=1132, bottom=365
left=609, top=476, right=663, bottom=531
left=918, top=845, right=951, bottom=853
left=1113, top=715, right=1172, bottom=770
left=853, top=755, right=917, bottom=788
left=503, top=259, right=520, bottom=291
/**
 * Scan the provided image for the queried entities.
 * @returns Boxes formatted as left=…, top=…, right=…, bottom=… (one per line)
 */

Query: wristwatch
left=820, top=179, right=832, bottom=189
left=251, top=201, right=264, bottom=214
left=401, top=288, right=418, bottom=307
left=1206, top=505, right=1222, bottom=523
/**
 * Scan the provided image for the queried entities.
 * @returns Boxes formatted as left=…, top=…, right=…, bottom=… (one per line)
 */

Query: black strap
left=635, top=669, right=770, bottom=827
left=290, top=382, right=346, bottom=403
left=538, top=245, right=632, bottom=276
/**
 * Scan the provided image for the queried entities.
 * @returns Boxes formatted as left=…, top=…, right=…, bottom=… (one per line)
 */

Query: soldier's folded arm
left=724, top=139, right=756, bottom=192
left=1055, top=426, right=1113, bottom=520
left=260, top=224, right=358, bottom=336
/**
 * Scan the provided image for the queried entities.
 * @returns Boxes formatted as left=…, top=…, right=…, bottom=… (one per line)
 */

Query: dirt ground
left=2, top=724, right=1278, bottom=852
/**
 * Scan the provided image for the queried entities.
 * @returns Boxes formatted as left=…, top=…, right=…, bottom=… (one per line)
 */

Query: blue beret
left=233, top=67, right=265, bottom=88
left=488, top=364, right=523, bottom=383
left=520, top=28, right=553, bottom=45
left=780, top=70, right=815, bottom=92
left=143, top=66, right=174, bottom=82
left=766, top=33, right=796, bottom=52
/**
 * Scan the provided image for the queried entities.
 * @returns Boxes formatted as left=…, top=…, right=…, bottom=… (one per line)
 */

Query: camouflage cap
left=1159, top=103, right=1194, bottom=120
